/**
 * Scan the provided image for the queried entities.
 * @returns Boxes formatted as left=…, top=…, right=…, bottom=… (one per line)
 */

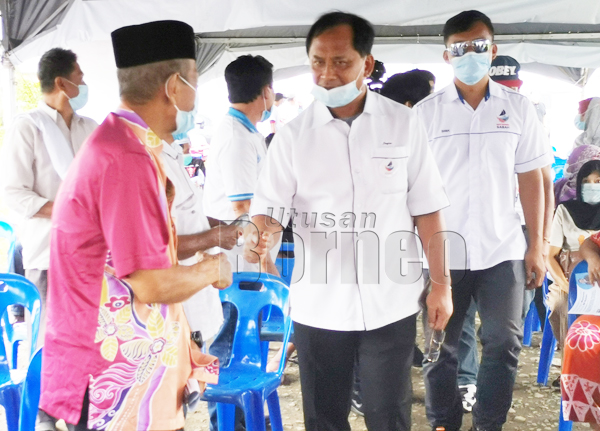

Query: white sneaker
left=459, top=384, right=477, bottom=413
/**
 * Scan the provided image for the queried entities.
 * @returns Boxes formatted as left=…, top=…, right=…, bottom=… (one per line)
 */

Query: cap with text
left=489, top=55, right=522, bottom=89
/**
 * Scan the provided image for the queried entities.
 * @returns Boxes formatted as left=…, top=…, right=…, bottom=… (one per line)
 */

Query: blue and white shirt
left=203, top=107, right=267, bottom=223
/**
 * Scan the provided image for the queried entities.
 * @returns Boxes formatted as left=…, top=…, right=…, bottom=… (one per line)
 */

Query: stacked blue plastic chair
left=523, top=300, right=542, bottom=347
left=274, top=242, right=294, bottom=286
left=537, top=277, right=557, bottom=385
left=556, top=260, right=588, bottom=431
left=202, top=272, right=292, bottom=431
left=0, top=221, right=23, bottom=368
left=18, top=347, right=43, bottom=431
left=264, top=242, right=295, bottom=365
left=0, top=221, right=16, bottom=274
left=0, top=273, right=41, bottom=431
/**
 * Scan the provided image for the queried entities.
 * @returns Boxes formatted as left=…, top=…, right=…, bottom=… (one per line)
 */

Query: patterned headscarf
left=574, top=97, right=600, bottom=148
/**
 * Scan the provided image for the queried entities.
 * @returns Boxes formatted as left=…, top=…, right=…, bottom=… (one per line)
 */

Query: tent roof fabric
left=0, top=0, right=71, bottom=51
left=4, top=0, right=600, bottom=77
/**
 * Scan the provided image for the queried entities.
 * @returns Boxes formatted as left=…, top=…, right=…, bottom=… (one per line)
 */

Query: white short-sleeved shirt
left=415, top=80, right=550, bottom=271
left=549, top=204, right=597, bottom=252
left=251, top=91, right=449, bottom=331
left=161, top=141, right=224, bottom=339
left=0, top=102, right=97, bottom=270
left=203, top=108, right=267, bottom=223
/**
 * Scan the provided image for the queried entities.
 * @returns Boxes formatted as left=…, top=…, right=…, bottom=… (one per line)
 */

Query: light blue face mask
left=450, top=52, right=492, bottom=86
left=183, top=154, right=193, bottom=166
left=574, top=114, right=586, bottom=131
left=166, top=74, right=197, bottom=139
left=582, top=183, right=600, bottom=204
left=311, top=62, right=365, bottom=108
left=261, top=89, right=272, bottom=122
left=64, top=78, right=89, bottom=111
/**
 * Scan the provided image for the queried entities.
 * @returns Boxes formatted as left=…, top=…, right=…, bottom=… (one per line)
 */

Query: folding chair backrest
left=0, top=273, right=41, bottom=364
left=220, top=272, right=290, bottom=370
left=0, top=221, right=16, bottom=273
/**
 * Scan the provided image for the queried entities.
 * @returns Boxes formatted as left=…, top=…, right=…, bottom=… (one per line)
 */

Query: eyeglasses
left=446, top=39, right=492, bottom=57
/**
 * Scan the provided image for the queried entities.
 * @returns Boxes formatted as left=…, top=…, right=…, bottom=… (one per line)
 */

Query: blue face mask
left=64, top=79, right=88, bottom=111
left=311, top=62, right=364, bottom=108
left=582, top=183, right=600, bottom=204
left=574, top=114, right=586, bottom=131
left=183, top=155, right=193, bottom=166
left=261, top=90, right=272, bottom=122
left=166, top=74, right=197, bottom=139
left=450, top=52, right=492, bottom=86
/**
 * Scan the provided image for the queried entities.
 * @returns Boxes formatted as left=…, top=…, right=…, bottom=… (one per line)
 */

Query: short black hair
left=380, top=69, right=435, bottom=106
left=225, top=55, right=273, bottom=104
left=37, top=48, right=78, bottom=94
left=275, top=93, right=285, bottom=102
left=443, top=10, right=494, bottom=45
left=306, top=11, right=374, bottom=57
left=577, top=160, right=600, bottom=201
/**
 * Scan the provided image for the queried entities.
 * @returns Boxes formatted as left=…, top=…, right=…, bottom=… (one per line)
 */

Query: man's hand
left=426, top=285, right=453, bottom=331
left=196, top=252, right=232, bottom=290
left=242, top=224, right=268, bottom=264
left=33, top=201, right=54, bottom=219
left=524, top=247, right=545, bottom=289
left=588, top=253, right=600, bottom=286
left=211, top=224, right=243, bottom=250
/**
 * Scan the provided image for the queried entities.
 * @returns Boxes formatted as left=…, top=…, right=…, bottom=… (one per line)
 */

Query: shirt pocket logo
left=371, top=146, right=408, bottom=194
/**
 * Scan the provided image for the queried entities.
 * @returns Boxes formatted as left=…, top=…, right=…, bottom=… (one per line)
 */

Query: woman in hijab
left=547, top=159, right=600, bottom=380
left=554, top=144, right=600, bottom=206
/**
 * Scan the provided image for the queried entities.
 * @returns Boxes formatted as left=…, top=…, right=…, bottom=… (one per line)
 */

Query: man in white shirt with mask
left=203, top=54, right=278, bottom=273
left=246, top=12, right=452, bottom=431
left=1, top=48, right=97, bottom=341
left=0, top=47, right=97, bottom=431
left=414, top=10, right=548, bottom=431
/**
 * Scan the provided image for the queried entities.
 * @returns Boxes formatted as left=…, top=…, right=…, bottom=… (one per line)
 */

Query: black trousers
left=294, top=313, right=417, bottom=431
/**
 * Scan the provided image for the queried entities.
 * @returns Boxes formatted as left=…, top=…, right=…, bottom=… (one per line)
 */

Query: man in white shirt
left=203, top=54, right=277, bottom=273
left=0, top=48, right=97, bottom=348
left=414, top=11, right=548, bottom=431
left=161, top=138, right=241, bottom=345
left=246, top=12, right=452, bottom=431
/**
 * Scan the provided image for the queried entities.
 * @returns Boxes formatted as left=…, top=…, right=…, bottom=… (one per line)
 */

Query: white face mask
left=311, top=61, right=365, bottom=108
left=582, top=183, right=600, bottom=204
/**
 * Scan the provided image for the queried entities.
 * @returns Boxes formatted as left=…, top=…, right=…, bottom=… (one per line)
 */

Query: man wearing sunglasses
left=415, top=10, right=549, bottom=431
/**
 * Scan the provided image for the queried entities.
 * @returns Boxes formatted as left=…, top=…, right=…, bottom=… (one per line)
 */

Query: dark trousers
left=294, top=313, right=417, bottom=431
left=423, top=260, right=525, bottom=431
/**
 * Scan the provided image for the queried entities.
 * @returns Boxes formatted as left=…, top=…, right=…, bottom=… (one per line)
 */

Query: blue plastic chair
left=202, top=272, right=292, bottom=431
left=274, top=242, right=295, bottom=286
left=0, top=274, right=41, bottom=431
left=523, top=299, right=542, bottom=347
left=536, top=278, right=558, bottom=386
left=556, top=260, right=588, bottom=431
left=0, top=221, right=16, bottom=274
left=18, top=347, right=42, bottom=431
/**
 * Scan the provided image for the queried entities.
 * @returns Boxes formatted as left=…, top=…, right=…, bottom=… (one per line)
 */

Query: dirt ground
left=182, top=330, right=586, bottom=431
left=1, top=331, right=590, bottom=431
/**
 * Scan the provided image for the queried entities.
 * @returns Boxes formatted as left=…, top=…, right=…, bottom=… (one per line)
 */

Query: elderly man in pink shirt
left=40, top=20, right=232, bottom=431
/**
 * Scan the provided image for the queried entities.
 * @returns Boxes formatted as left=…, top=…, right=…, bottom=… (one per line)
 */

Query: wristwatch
left=191, top=330, right=203, bottom=348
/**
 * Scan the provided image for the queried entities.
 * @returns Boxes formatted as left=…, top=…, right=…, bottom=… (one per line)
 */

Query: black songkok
left=111, top=20, right=196, bottom=69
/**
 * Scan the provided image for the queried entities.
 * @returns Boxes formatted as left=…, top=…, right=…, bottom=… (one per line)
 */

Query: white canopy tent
left=2, top=0, right=600, bottom=125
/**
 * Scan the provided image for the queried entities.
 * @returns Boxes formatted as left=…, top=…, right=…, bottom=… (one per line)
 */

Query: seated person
left=547, top=160, right=600, bottom=383
left=565, top=231, right=600, bottom=429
